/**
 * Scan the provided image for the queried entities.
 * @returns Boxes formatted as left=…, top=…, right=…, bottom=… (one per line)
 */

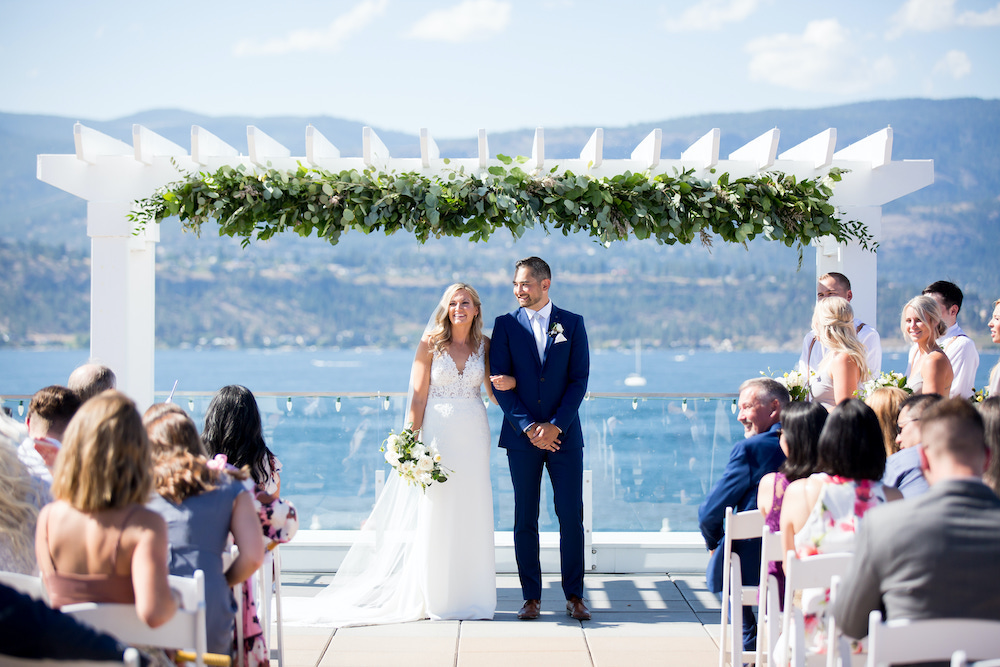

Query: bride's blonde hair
left=427, top=283, right=484, bottom=355
left=812, top=297, right=870, bottom=383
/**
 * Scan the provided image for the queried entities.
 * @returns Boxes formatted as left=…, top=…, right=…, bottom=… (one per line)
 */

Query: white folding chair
left=952, top=653, right=1000, bottom=667
left=754, top=526, right=784, bottom=667
left=0, top=648, right=141, bottom=667
left=719, top=507, right=766, bottom=667
left=0, top=570, right=49, bottom=604
left=866, top=610, right=1000, bottom=667
left=61, top=570, right=208, bottom=667
left=254, top=545, right=285, bottom=667
left=778, top=551, right=855, bottom=667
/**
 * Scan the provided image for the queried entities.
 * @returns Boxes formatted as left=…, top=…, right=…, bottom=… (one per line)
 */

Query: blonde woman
left=1, top=412, right=49, bottom=574
left=902, top=295, right=953, bottom=395
left=865, top=386, right=909, bottom=459
left=35, top=391, right=177, bottom=628
left=808, top=297, right=871, bottom=410
left=988, top=299, right=1000, bottom=397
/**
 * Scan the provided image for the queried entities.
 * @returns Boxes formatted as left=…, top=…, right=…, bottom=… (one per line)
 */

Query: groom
left=490, top=257, right=591, bottom=621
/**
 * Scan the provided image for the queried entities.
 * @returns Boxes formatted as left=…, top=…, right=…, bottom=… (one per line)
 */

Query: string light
left=731, top=399, right=738, bottom=414
left=682, top=398, right=688, bottom=413
left=286, top=397, right=293, bottom=412
left=17, top=400, right=24, bottom=417
left=632, top=397, right=638, bottom=410
left=188, top=398, right=195, bottom=413
left=383, top=396, right=390, bottom=410
left=335, top=397, right=342, bottom=412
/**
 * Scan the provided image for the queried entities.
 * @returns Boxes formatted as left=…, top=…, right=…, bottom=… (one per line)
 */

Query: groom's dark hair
left=516, top=256, right=551, bottom=281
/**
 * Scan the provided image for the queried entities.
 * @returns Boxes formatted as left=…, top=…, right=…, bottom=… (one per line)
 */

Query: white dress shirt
left=939, top=322, right=979, bottom=398
left=18, top=437, right=54, bottom=485
left=798, top=317, right=882, bottom=379
left=525, top=301, right=553, bottom=363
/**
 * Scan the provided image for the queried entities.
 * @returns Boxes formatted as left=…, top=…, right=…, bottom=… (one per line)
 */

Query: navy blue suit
left=490, top=304, right=589, bottom=601
left=698, top=422, right=785, bottom=649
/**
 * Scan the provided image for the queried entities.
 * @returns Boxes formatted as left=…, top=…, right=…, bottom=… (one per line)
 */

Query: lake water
left=3, top=347, right=998, bottom=532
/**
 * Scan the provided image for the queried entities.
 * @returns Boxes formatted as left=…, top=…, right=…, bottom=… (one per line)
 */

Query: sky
left=2, top=0, right=999, bottom=139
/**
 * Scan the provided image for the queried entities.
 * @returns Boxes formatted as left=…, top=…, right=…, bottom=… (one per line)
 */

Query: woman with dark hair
left=145, top=403, right=264, bottom=658
left=756, top=401, right=828, bottom=604
left=976, top=397, right=1000, bottom=495
left=779, top=399, right=900, bottom=657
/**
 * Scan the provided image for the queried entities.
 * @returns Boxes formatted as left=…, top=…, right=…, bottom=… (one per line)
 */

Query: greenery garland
left=129, top=156, right=875, bottom=259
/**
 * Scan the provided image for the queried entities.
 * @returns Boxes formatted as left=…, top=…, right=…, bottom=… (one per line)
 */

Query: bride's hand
left=490, top=374, right=516, bottom=391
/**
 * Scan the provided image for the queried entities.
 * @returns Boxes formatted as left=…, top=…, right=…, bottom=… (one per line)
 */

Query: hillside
left=1, top=99, right=998, bottom=350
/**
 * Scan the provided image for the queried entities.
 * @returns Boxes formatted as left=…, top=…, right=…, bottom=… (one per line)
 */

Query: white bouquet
left=381, top=425, right=450, bottom=491
left=763, top=368, right=815, bottom=402
left=857, top=371, right=912, bottom=400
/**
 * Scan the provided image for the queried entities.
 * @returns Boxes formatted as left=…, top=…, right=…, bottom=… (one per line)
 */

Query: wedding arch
left=38, top=123, right=933, bottom=407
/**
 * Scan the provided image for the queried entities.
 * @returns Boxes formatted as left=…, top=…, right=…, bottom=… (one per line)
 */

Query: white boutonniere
left=548, top=322, right=567, bottom=344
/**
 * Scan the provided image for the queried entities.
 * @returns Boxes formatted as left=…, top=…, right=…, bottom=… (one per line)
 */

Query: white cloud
left=932, top=49, right=973, bottom=78
left=407, top=0, right=511, bottom=42
left=746, top=19, right=895, bottom=94
left=232, top=0, right=387, bottom=56
left=665, top=0, right=763, bottom=32
left=887, top=0, right=1000, bottom=38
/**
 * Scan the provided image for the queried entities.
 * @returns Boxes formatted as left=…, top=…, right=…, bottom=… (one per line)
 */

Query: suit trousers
left=506, top=446, right=585, bottom=601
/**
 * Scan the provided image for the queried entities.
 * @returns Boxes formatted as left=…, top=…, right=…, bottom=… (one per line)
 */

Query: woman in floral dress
left=779, top=399, right=901, bottom=657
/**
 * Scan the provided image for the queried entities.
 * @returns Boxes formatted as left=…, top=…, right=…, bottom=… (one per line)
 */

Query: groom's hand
left=529, top=423, right=562, bottom=451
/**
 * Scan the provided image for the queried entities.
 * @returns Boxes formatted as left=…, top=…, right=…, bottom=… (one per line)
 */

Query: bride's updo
left=427, top=283, right=484, bottom=355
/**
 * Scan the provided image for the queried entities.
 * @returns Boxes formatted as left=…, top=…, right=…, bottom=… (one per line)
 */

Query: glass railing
left=144, top=391, right=740, bottom=533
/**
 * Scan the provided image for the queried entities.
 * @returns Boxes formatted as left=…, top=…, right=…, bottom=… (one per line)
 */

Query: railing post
left=584, top=469, right=594, bottom=571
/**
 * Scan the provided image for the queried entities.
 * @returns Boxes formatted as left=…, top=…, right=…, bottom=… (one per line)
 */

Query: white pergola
left=37, top=123, right=934, bottom=409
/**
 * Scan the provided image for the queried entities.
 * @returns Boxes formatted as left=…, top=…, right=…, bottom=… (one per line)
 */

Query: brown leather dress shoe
left=566, top=595, right=591, bottom=621
left=517, top=599, right=541, bottom=620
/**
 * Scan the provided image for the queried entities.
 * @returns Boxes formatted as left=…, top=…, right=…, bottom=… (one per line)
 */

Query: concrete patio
left=275, top=571, right=723, bottom=667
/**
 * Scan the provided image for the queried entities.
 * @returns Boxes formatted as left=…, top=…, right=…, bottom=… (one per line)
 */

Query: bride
left=284, top=283, right=505, bottom=625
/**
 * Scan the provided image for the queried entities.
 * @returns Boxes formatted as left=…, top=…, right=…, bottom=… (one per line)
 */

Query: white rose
left=418, top=472, right=433, bottom=486
left=386, top=434, right=400, bottom=451
left=417, top=456, right=434, bottom=472
left=411, top=444, right=427, bottom=460
left=384, top=449, right=400, bottom=465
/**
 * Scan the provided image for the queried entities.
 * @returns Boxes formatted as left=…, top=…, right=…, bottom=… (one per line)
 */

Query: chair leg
left=273, top=547, right=284, bottom=667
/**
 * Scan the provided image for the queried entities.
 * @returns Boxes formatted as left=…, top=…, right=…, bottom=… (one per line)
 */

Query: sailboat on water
left=624, top=338, right=647, bottom=387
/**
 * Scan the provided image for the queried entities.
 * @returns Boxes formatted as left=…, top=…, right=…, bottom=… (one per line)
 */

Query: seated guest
left=779, top=399, right=897, bottom=657
left=976, top=397, right=1000, bottom=496
left=35, top=391, right=177, bottom=628
left=0, top=583, right=141, bottom=664
left=883, top=393, right=942, bottom=498
left=922, top=281, right=979, bottom=398
left=145, top=403, right=264, bottom=657
left=757, top=401, right=827, bottom=606
left=699, top=377, right=790, bottom=653
left=807, top=297, right=871, bottom=410
left=67, top=362, right=117, bottom=403
left=865, top=386, right=909, bottom=460
left=17, top=385, right=81, bottom=485
left=833, top=399, right=1000, bottom=640
left=902, top=295, right=954, bottom=395
left=1, top=416, right=50, bottom=574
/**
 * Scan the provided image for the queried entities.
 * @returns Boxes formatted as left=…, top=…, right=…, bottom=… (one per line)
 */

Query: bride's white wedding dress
left=283, top=341, right=496, bottom=626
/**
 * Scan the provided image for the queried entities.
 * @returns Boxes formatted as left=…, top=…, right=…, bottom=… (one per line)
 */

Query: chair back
left=779, top=551, right=855, bottom=667
left=719, top=507, right=765, bottom=667
left=0, top=648, right=141, bottom=667
left=61, top=570, right=207, bottom=667
left=754, top=526, right=784, bottom=667
left=0, top=570, right=48, bottom=603
left=867, top=610, right=1000, bottom=667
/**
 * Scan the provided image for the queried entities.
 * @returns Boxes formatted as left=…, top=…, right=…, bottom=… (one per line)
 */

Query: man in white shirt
left=17, top=385, right=81, bottom=485
left=923, top=280, right=979, bottom=398
left=797, top=272, right=882, bottom=378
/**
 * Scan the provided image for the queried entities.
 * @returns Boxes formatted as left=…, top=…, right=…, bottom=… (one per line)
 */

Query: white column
left=87, top=201, right=156, bottom=410
left=815, top=205, right=882, bottom=327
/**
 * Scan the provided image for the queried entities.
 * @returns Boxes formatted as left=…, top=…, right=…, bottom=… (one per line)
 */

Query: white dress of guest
left=799, top=319, right=882, bottom=379
left=938, top=322, right=979, bottom=398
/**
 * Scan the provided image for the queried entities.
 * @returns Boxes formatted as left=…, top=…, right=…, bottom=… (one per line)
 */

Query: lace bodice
left=428, top=341, right=485, bottom=399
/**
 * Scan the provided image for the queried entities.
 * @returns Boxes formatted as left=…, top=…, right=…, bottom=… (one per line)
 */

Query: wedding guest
left=35, top=391, right=177, bottom=628
left=865, top=386, right=909, bottom=459
left=883, top=393, right=942, bottom=498
left=988, top=299, right=1000, bottom=397
left=699, top=377, right=789, bottom=653
left=779, top=399, right=897, bottom=658
left=923, top=281, right=979, bottom=398
left=202, top=385, right=297, bottom=666
left=807, top=297, right=870, bottom=410
left=976, top=397, right=1000, bottom=495
left=833, top=399, right=1000, bottom=641
left=145, top=403, right=264, bottom=657
left=798, top=272, right=881, bottom=379
left=902, top=295, right=953, bottom=395
left=756, top=401, right=827, bottom=605
left=17, top=385, right=80, bottom=485
left=67, top=363, right=117, bottom=403
left=1, top=415, right=50, bottom=574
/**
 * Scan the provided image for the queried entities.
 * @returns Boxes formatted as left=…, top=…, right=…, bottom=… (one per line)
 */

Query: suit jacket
left=697, top=422, right=785, bottom=593
left=833, top=479, right=1000, bottom=640
left=490, top=304, right=589, bottom=452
